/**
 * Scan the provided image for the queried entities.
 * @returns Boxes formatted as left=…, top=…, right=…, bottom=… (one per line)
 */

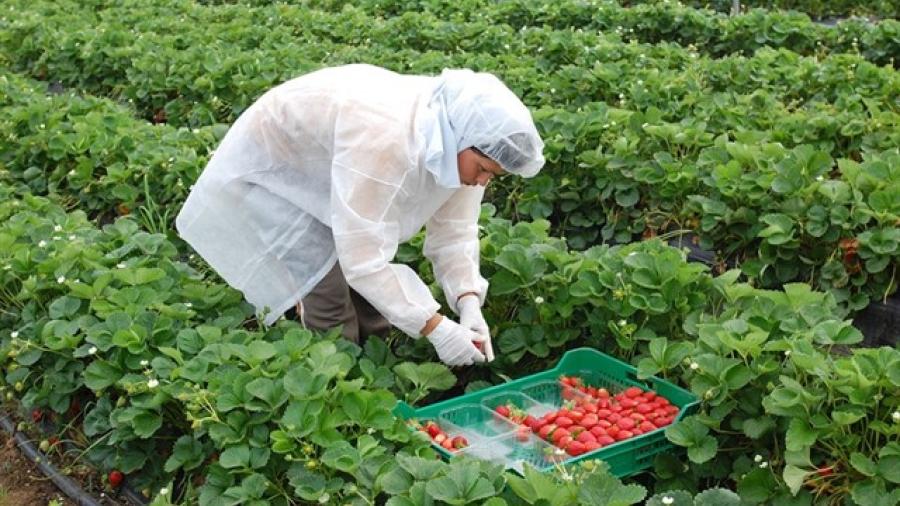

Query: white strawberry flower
left=759, top=461, right=768, bottom=469
left=784, top=350, right=792, bottom=357
left=10, top=331, right=18, bottom=339
left=662, top=497, right=674, bottom=505
left=534, top=296, right=544, bottom=304
left=38, top=240, right=47, bottom=248
left=140, top=360, right=149, bottom=367
left=184, top=302, right=193, bottom=308
left=147, top=378, right=159, bottom=389
left=892, top=411, right=900, bottom=422
left=754, top=454, right=763, bottom=463
left=57, top=276, right=66, bottom=284
left=88, top=346, right=97, bottom=355
left=318, top=494, right=330, bottom=504
left=159, top=487, right=169, bottom=496
left=68, top=235, right=76, bottom=240
left=117, top=263, right=126, bottom=269
left=618, top=319, right=627, bottom=326
left=690, top=361, right=699, bottom=370
left=53, top=225, right=62, bottom=232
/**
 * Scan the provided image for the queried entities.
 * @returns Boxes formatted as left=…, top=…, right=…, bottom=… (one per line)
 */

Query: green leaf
left=321, top=441, right=360, bottom=473
left=878, top=443, right=900, bottom=484
left=578, top=472, right=646, bottom=505
left=284, top=365, right=330, bottom=400
left=377, top=463, right=414, bottom=495
left=783, top=465, right=811, bottom=495
left=220, top=445, right=251, bottom=469
left=742, top=417, right=775, bottom=439
left=425, top=460, right=496, bottom=505
left=132, top=410, right=162, bottom=438
left=694, top=488, right=741, bottom=506
left=83, top=360, right=122, bottom=390
left=850, top=452, right=878, bottom=477
left=164, top=435, right=206, bottom=473
left=395, top=453, right=444, bottom=481
left=394, top=362, right=456, bottom=393
left=851, top=478, right=900, bottom=506
left=645, top=490, right=692, bottom=506
left=785, top=419, right=817, bottom=452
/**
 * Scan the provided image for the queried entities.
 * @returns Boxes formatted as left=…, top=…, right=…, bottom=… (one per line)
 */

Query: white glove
left=457, top=295, right=494, bottom=362
left=425, top=317, right=486, bottom=367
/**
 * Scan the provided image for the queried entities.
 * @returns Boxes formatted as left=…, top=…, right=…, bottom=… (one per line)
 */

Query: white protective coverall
left=176, top=64, right=544, bottom=338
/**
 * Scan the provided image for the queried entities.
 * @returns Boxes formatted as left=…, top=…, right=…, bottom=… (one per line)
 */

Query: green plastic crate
left=394, top=347, right=699, bottom=478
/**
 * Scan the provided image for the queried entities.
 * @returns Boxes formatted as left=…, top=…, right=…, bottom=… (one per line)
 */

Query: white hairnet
left=421, top=69, right=545, bottom=187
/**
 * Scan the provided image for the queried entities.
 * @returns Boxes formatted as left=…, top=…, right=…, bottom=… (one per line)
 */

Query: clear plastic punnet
left=519, top=379, right=590, bottom=412
left=458, top=431, right=561, bottom=474
left=437, top=403, right=518, bottom=444
left=481, top=391, right=553, bottom=419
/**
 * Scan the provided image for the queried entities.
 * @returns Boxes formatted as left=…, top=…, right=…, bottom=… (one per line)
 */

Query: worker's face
left=457, top=148, right=504, bottom=186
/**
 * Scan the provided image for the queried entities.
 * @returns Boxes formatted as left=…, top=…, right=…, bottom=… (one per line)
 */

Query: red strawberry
left=108, top=470, right=124, bottom=488
left=624, top=387, right=643, bottom=398
left=495, top=405, right=510, bottom=417
left=576, top=431, right=597, bottom=444
left=441, top=438, right=454, bottom=450
left=451, top=436, right=468, bottom=449
left=516, top=426, right=531, bottom=442
left=538, top=424, right=557, bottom=439
left=566, top=441, right=587, bottom=456
left=551, top=428, right=571, bottom=444
left=425, top=422, right=442, bottom=438
left=597, top=435, right=615, bottom=446
left=31, top=409, right=43, bottom=423
left=555, top=416, right=574, bottom=428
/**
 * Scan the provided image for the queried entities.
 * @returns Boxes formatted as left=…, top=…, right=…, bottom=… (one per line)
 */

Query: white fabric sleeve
left=330, top=109, right=441, bottom=338
left=423, top=185, right=489, bottom=315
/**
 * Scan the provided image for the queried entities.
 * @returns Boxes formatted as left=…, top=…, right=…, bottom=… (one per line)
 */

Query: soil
left=0, top=431, right=75, bottom=506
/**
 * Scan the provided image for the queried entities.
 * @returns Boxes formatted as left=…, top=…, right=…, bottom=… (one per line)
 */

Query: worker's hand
left=425, top=317, right=486, bottom=367
left=457, top=294, right=494, bottom=362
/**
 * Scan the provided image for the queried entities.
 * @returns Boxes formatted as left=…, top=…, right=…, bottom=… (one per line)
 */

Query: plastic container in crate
left=458, top=431, right=560, bottom=475
left=394, top=347, right=699, bottom=477
left=481, top=390, right=554, bottom=420
left=437, top=403, right=518, bottom=443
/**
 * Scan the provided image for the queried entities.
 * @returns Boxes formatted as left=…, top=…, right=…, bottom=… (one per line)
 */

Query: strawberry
left=433, top=433, right=447, bottom=444
left=555, top=416, right=574, bottom=428
left=538, top=424, right=557, bottom=439
left=516, top=426, right=531, bottom=442
left=31, top=408, right=43, bottom=423
left=451, top=436, right=468, bottom=449
left=566, top=441, right=587, bottom=456
left=576, top=431, right=597, bottom=444
left=551, top=428, right=571, bottom=444
left=441, top=438, right=454, bottom=450
left=425, top=422, right=442, bottom=438
left=597, top=435, right=615, bottom=446
left=624, top=387, right=643, bottom=398
left=557, top=435, right=574, bottom=449
left=108, top=470, right=124, bottom=488
left=495, top=405, right=510, bottom=418
left=817, top=466, right=835, bottom=477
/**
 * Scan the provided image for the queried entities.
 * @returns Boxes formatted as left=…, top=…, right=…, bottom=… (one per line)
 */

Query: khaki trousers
left=287, top=262, right=392, bottom=343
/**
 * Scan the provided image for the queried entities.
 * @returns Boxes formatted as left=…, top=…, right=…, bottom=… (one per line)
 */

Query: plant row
left=2, top=0, right=898, bottom=131
left=635, top=0, right=898, bottom=20
left=1, top=179, right=898, bottom=504
left=3, top=55, right=897, bottom=315
left=202, top=0, right=900, bottom=66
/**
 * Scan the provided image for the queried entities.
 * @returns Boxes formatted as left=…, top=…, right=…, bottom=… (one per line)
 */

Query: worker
left=175, top=64, right=545, bottom=367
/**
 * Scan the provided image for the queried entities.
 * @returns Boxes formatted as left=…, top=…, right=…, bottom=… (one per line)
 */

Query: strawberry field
left=1, top=0, right=898, bottom=505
